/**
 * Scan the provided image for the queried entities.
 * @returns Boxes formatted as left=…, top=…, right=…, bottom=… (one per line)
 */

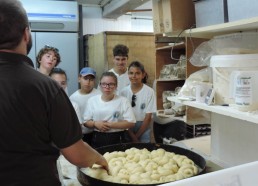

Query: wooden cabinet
left=151, top=0, right=208, bottom=127
left=87, top=31, right=156, bottom=87
left=155, top=39, right=186, bottom=111
left=154, top=34, right=208, bottom=126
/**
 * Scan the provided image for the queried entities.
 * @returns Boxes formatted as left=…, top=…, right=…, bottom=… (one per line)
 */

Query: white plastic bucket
left=210, top=54, right=258, bottom=108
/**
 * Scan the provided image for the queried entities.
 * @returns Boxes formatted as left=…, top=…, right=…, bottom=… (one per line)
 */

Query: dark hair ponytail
left=128, top=61, right=148, bottom=84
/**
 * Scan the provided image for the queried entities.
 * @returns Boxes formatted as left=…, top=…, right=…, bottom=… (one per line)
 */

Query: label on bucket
left=235, top=76, right=252, bottom=106
left=231, top=71, right=258, bottom=111
left=211, top=54, right=258, bottom=105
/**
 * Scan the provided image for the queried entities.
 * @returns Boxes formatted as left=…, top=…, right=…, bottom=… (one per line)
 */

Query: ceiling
left=77, top=0, right=152, bottom=18
left=77, top=0, right=112, bottom=7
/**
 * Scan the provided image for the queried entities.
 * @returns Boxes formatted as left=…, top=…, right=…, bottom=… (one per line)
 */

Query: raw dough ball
left=85, top=147, right=199, bottom=185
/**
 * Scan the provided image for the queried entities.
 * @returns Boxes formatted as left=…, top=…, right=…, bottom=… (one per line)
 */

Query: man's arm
left=60, top=139, right=108, bottom=171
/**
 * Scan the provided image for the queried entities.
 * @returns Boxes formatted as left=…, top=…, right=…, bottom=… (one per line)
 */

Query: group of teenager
left=37, top=43, right=157, bottom=148
left=1, top=1, right=109, bottom=185
left=0, top=1, right=157, bottom=185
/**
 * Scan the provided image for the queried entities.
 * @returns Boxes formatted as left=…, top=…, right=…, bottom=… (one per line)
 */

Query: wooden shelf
left=168, top=96, right=258, bottom=124
left=156, top=110, right=185, bottom=121
left=155, top=81, right=185, bottom=110
left=156, top=78, right=185, bottom=82
left=156, top=42, right=185, bottom=50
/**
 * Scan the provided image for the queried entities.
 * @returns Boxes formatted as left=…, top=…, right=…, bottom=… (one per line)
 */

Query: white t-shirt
left=109, top=68, right=130, bottom=95
left=120, top=84, right=157, bottom=121
left=83, top=94, right=136, bottom=133
left=71, top=101, right=82, bottom=123
left=70, top=88, right=101, bottom=134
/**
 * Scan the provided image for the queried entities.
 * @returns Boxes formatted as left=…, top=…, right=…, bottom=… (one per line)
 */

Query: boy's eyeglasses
left=100, top=82, right=116, bottom=88
left=44, top=45, right=59, bottom=52
left=132, top=95, right=136, bottom=107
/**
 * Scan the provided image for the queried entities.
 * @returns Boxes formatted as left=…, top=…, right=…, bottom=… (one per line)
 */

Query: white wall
left=82, top=6, right=153, bottom=35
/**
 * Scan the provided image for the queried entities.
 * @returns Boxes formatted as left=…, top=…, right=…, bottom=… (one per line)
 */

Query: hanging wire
left=170, top=29, right=185, bottom=61
left=170, top=25, right=196, bottom=61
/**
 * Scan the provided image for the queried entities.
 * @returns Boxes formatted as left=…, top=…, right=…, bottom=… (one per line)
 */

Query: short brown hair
left=36, top=46, right=61, bottom=68
left=100, top=71, right=118, bottom=85
left=49, top=68, right=67, bottom=80
left=113, top=44, right=129, bottom=57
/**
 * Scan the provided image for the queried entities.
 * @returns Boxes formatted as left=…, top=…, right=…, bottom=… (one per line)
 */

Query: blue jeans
left=126, top=121, right=151, bottom=143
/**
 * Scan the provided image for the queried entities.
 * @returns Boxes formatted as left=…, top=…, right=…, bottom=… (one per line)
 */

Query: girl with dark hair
left=120, top=61, right=157, bottom=143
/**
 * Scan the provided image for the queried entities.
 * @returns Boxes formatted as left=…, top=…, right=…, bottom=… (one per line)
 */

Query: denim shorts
left=126, top=121, right=151, bottom=143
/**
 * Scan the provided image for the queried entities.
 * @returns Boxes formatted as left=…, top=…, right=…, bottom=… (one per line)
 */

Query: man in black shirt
left=0, top=1, right=108, bottom=185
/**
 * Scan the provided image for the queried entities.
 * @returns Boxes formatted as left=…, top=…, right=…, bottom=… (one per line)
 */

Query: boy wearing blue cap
left=70, top=67, right=101, bottom=145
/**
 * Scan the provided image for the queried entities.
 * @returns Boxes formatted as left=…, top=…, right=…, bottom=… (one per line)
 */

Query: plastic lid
left=210, top=54, right=258, bottom=67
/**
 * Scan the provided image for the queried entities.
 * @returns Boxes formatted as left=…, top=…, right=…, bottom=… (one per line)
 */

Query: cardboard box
left=162, top=0, right=195, bottom=33
left=228, top=0, right=258, bottom=22
left=152, top=0, right=165, bottom=34
left=152, top=0, right=195, bottom=33
left=194, top=0, right=228, bottom=27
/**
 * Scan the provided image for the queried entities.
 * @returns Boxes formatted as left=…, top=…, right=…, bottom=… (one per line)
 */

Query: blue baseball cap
left=80, top=67, right=96, bottom=77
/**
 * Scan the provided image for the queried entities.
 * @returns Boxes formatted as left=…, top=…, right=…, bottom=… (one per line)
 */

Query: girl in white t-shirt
left=83, top=71, right=136, bottom=148
left=120, top=61, right=157, bottom=143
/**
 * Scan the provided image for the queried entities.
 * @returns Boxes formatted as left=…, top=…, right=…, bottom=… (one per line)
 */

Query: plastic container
left=210, top=54, right=258, bottom=108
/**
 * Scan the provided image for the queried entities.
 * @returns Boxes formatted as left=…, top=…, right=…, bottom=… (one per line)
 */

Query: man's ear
left=24, top=27, right=30, bottom=43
